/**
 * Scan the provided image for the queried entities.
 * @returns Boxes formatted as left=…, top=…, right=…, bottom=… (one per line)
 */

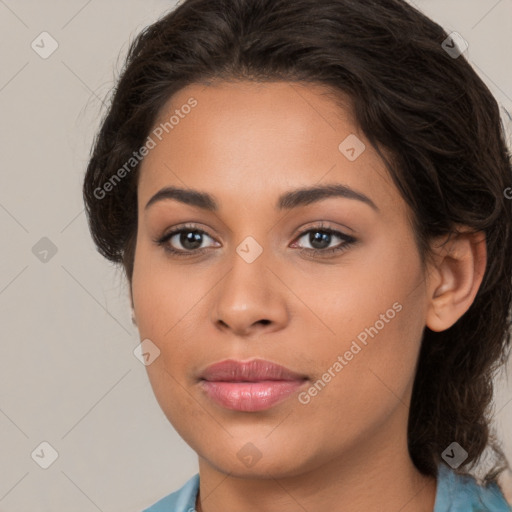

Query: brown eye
left=173, top=230, right=206, bottom=251
left=155, top=224, right=219, bottom=257
left=292, top=226, right=357, bottom=258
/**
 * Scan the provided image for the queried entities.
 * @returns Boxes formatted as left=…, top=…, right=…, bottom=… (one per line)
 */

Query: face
left=131, top=81, right=430, bottom=478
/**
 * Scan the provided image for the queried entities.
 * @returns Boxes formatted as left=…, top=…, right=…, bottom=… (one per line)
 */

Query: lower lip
left=200, top=380, right=307, bottom=412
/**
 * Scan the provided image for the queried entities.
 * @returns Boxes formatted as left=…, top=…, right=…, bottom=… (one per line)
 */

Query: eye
left=291, top=224, right=357, bottom=258
left=155, top=224, right=219, bottom=257
left=154, top=222, right=357, bottom=259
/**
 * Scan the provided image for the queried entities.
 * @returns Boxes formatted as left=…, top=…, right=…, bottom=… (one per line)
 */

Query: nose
left=211, top=251, right=289, bottom=337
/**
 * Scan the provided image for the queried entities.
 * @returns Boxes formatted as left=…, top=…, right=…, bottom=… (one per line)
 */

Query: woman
left=83, top=0, right=512, bottom=510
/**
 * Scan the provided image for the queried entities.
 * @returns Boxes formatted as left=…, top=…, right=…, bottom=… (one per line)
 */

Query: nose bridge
left=211, top=234, right=288, bottom=334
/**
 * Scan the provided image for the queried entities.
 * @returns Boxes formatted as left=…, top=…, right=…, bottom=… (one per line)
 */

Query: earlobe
left=425, top=229, right=487, bottom=332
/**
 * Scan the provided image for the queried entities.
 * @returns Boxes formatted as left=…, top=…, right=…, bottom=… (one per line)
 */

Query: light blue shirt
left=142, top=463, right=511, bottom=511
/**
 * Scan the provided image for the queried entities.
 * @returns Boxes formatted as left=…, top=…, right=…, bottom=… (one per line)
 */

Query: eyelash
left=154, top=222, right=357, bottom=259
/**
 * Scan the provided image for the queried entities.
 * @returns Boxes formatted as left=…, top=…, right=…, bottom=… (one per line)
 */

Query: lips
left=199, top=358, right=308, bottom=412
left=199, top=358, right=307, bottom=382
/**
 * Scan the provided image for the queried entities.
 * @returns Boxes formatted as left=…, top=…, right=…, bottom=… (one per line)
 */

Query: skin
left=131, top=81, right=487, bottom=512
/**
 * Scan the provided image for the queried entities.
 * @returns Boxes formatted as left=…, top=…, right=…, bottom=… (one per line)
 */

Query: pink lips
left=199, top=358, right=308, bottom=412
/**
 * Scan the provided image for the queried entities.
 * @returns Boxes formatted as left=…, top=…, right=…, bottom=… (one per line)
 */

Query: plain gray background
left=1, top=1, right=511, bottom=511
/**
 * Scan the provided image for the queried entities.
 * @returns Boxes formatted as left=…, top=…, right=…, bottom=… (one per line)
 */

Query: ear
left=425, top=228, right=487, bottom=332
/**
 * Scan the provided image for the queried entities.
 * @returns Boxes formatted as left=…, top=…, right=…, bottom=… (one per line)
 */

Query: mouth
left=198, top=358, right=309, bottom=412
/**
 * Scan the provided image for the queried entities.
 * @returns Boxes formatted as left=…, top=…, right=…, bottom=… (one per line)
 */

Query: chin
left=195, top=435, right=319, bottom=479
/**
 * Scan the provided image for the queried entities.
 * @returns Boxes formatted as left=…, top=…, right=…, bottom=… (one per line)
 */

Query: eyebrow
left=144, top=183, right=379, bottom=212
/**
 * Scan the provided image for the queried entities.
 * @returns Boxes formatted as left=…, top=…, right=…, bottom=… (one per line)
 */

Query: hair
left=83, top=0, right=512, bottom=487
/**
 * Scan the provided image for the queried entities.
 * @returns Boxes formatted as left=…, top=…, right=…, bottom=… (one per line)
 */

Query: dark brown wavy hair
left=83, top=0, right=512, bottom=487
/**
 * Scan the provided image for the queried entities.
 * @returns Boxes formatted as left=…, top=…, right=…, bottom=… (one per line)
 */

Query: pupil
left=310, top=231, right=330, bottom=249
left=181, top=231, right=203, bottom=250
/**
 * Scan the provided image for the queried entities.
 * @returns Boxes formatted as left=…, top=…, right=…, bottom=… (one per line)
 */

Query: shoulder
left=141, top=473, right=200, bottom=512
left=434, top=463, right=512, bottom=511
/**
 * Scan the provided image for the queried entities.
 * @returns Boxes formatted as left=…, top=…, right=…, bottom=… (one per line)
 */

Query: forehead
left=137, top=80, right=399, bottom=214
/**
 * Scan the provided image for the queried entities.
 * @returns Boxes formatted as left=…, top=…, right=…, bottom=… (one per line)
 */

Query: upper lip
left=200, top=358, right=308, bottom=382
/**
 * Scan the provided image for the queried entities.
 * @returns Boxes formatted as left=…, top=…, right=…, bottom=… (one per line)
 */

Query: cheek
left=307, top=242, right=423, bottom=348
left=131, top=241, right=201, bottom=338
left=132, top=253, right=201, bottom=433
left=293, top=300, right=423, bottom=452
left=143, top=359, right=209, bottom=454
left=300, top=238, right=426, bottom=409
left=131, top=243, right=210, bottom=396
